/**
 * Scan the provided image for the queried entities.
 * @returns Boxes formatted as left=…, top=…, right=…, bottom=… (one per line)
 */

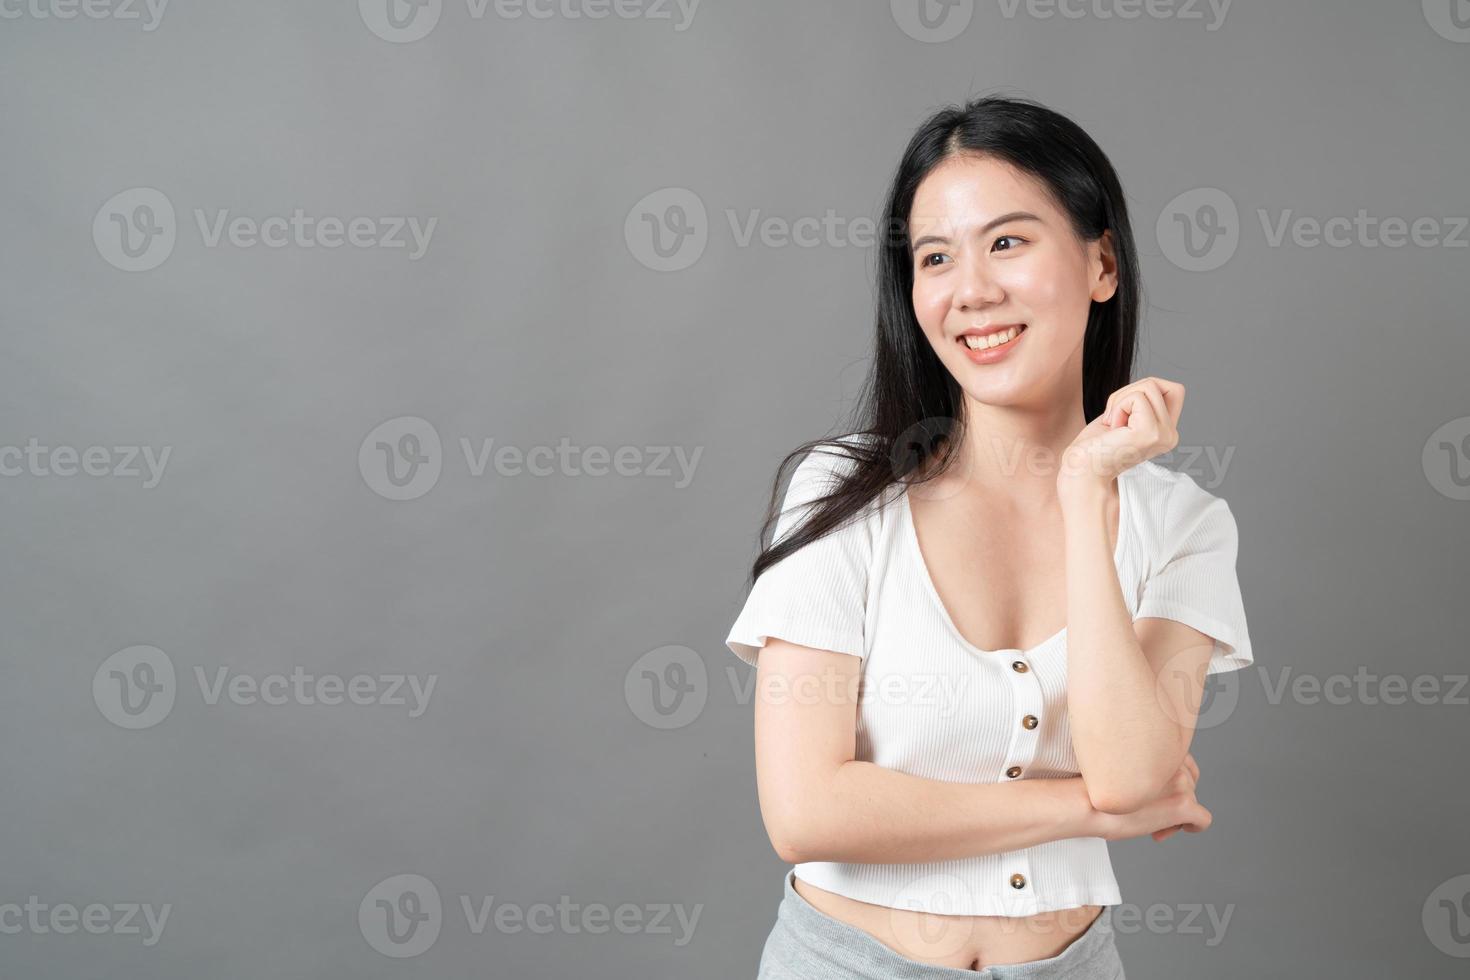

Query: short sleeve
left=1135, top=473, right=1254, bottom=676
left=725, top=443, right=873, bottom=667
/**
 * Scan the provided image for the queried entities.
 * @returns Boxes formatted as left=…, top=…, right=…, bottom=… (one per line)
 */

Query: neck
left=947, top=387, right=1089, bottom=504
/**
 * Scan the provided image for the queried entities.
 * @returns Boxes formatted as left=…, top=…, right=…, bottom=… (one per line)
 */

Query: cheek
left=1024, top=249, right=1089, bottom=304
left=911, top=279, right=949, bottom=336
left=1001, top=262, right=1061, bottom=306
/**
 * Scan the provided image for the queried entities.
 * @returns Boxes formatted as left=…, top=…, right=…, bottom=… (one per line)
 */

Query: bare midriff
left=792, top=874, right=1101, bottom=972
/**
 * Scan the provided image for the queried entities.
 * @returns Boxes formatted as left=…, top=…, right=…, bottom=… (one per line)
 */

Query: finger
left=1135, top=381, right=1172, bottom=438
left=1113, top=378, right=1184, bottom=432
left=1146, top=377, right=1187, bottom=427
left=1104, top=389, right=1133, bottom=427
left=1113, top=390, right=1160, bottom=435
left=1101, top=380, right=1145, bottom=426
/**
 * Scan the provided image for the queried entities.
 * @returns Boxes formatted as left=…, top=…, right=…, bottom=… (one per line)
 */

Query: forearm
left=1062, top=481, right=1181, bottom=811
left=774, top=762, right=1101, bottom=865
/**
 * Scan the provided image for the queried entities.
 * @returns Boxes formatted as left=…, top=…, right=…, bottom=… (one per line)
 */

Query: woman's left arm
left=1057, top=377, right=1217, bottom=815
left=1060, top=477, right=1215, bottom=815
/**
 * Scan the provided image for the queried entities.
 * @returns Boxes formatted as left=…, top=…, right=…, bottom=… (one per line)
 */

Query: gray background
left=3, top=1, right=1469, bottom=977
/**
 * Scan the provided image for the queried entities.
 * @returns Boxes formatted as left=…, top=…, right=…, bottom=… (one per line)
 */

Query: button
left=1005, top=766, right=1022, bottom=778
left=1021, top=714, right=1039, bottom=730
left=1011, top=660, right=1028, bottom=673
left=1010, top=873, right=1027, bottom=889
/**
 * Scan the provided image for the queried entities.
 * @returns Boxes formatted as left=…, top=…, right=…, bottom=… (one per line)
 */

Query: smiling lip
left=957, top=323, right=1027, bottom=364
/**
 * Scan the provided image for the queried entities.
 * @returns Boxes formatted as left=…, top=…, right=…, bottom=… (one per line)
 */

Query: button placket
left=1000, top=849, right=1035, bottom=915
left=999, top=654, right=1044, bottom=781
left=1000, top=653, right=1043, bottom=905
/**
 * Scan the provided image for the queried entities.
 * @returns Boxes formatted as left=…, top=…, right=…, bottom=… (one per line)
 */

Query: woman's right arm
left=753, top=638, right=1207, bottom=865
left=753, top=638, right=1102, bottom=865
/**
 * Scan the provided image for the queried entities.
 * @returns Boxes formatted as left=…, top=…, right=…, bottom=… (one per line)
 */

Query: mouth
left=956, top=323, right=1028, bottom=361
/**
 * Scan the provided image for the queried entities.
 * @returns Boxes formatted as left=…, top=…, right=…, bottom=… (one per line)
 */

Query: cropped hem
left=793, top=866, right=1123, bottom=917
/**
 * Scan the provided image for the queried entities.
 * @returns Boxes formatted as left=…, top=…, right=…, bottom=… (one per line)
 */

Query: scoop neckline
left=898, top=471, right=1132, bottom=657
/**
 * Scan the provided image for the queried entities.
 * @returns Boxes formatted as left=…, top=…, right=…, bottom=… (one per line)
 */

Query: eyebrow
left=910, top=211, right=1043, bottom=251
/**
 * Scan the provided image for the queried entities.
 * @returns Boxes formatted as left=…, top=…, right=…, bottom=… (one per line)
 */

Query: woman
left=725, top=95, right=1254, bottom=977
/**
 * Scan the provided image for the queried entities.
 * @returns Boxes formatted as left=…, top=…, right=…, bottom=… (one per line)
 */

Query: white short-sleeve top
left=726, top=433, right=1254, bottom=916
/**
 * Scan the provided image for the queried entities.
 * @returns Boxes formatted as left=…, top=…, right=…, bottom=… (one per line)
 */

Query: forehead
left=908, top=154, right=1055, bottom=236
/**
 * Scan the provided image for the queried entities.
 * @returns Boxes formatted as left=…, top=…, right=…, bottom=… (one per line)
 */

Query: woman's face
left=908, top=152, right=1117, bottom=412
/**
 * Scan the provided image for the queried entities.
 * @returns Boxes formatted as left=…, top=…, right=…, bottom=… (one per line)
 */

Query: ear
left=1090, top=229, right=1119, bottom=304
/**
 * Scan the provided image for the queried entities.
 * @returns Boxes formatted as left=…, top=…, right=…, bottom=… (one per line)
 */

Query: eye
left=919, top=252, right=949, bottom=268
left=992, top=235, right=1027, bottom=252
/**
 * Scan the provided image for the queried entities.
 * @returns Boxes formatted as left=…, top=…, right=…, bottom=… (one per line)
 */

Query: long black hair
left=747, top=94, right=1142, bottom=585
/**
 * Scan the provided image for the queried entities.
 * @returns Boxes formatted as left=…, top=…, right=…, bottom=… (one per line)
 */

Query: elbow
left=769, top=825, right=814, bottom=864
left=771, top=835, right=806, bottom=865
left=1087, top=784, right=1151, bottom=815
left=763, top=809, right=818, bottom=864
left=1085, top=771, right=1164, bottom=815
left=766, top=805, right=841, bottom=864
left=1082, top=745, right=1183, bottom=814
left=760, top=764, right=849, bottom=864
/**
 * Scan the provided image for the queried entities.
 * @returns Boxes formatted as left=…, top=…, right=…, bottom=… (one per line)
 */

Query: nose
left=953, top=251, right=1004, bottom=311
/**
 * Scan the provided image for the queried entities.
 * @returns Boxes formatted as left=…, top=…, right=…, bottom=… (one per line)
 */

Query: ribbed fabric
left=726, top=434, right=1254, bottom=916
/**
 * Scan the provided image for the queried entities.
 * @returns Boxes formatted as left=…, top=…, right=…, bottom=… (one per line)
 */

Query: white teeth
left=963, top=325, right=1023, bottom=349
